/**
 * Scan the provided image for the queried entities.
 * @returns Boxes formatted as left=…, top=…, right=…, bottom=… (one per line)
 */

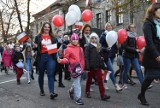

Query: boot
left=86, top=92, right=91, bottom=98
left=17, top=79, right=21, bottom=85
left=101, top=95, right=111, bottom=101
left=138, top=94, right=149, bottom=106
left=58, top=83, right=65, bottom=88
left=31, top=70, right=34, bottom=80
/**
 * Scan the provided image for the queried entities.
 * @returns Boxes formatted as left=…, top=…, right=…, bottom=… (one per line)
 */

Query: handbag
left=68, top=48, right=83, bottom=78
left=16, top=61, right=24, bottom=68
left=117, top=55, right=124, bottom=66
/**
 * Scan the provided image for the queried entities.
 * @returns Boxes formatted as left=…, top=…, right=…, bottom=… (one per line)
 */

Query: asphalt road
left=0, top=69, right=160, bottom=108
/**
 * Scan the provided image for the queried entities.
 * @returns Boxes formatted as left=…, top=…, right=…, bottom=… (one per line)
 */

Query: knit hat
left=71, top=33, right=79, bottom=40
left=90, top=32, right=99, bottom=41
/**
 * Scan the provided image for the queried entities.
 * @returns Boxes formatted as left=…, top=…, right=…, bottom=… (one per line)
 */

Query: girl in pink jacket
left=58, top=33, right=85, bottom=105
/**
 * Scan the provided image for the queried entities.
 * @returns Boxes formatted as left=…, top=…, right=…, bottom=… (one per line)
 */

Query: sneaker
left=58, top=83, right=65, bottom=88
left=147, top=85, right=153, bottom=89
left=104, top=84, right=109, bottom=90
left=40, top=91, right=45, bottom=96
left=130, top=81, right=136, bottom=86
left=90, top=88, right=94, bottom=92
left=115, top=84, right=122, bottom=92
left=50, top=93, right=58, bottom=99
left=28, top=80, right=31, bottom=84
left=76, top=98, right=84, bottom=105
left=101, top=95, right=111, bottom=101
left=122, top=84, right=128, bottom=89
left=68, top=90, right=74, bottom=100
left=154, top=79, right=160, bottom=84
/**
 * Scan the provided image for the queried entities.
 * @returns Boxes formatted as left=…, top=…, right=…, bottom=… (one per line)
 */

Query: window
left=116, top=2, right=123, bottom=25
left=36, top=24, right=39, bottom=33
left=40, top=22, right=43, bottom=27
left=96, top=13, right=102, bottom=28
left=106, top=10, right=111, bottom=23
left=96, top=0, right=101, bottom=2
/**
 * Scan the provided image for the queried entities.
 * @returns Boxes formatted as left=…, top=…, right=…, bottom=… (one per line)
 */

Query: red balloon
left=52, top=15, right=64, bottom=27
left=117, top=29, right=128, bottom=44
left=82, top=9, right=93, bottom=22
left=136, top=36, right=146, bottom=50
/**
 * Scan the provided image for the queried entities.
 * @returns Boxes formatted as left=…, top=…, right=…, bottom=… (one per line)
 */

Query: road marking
left=0, top=77, right=26, bottom=85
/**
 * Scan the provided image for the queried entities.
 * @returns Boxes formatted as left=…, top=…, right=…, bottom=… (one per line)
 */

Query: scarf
left=154, top=19, right=160, bottom=39
left=91, top=43, right=97, bottom=47
left=84, top=34, right=90, bottom=43
left=128, top=32, right=137, bottom=38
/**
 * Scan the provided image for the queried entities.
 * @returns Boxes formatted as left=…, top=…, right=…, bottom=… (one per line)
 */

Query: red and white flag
left=152, top=0, right=158, bottom=3
left=103, top=70, right=111, bottom=81
left=46, top=44, right=58, bottom=54
left=75, top=22, right=83, bottom=30
left=17, top=32, right=28, bottom=43
left=86, top=0, right=90, bottom=6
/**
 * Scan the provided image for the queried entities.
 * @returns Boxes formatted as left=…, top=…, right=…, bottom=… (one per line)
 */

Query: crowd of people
left=0, top=3, right=160, bottom=106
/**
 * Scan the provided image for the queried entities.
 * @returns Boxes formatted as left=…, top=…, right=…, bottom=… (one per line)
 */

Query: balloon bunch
left=65, top=5, right=81, bottom=26
left=52, top=4, right=93, bottom=27
left=105, top=29, right=128, bottom=48
left=65, top=5, right=93, bottom=26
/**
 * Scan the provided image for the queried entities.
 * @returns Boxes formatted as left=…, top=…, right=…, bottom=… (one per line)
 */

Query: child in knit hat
left=84, top=32, right=111, bottom=101
left=57, top=33, right=85, bottom=105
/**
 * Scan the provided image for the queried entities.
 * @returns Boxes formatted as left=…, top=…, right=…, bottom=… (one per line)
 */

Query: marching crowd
left=0, top=3, right=160, bottom=106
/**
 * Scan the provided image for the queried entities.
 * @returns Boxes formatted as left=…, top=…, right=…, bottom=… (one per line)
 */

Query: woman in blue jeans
left=122, top=24, right=144, bottom=89
left=34, top=22, right=58, bottom=99
left=100, top=22, right=122, bottom=92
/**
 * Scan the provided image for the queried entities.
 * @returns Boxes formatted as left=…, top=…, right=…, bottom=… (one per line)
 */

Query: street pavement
left=0, top=69, right=160, bottom=108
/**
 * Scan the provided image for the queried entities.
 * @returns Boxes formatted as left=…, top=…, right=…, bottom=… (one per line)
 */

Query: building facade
left=30, top=0, right=153, bottom=37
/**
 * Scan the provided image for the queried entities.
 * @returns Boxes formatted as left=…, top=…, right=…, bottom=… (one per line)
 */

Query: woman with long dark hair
left=34, top=22, right=58, bottom=99
left=138, top=3, right=160, bottom=106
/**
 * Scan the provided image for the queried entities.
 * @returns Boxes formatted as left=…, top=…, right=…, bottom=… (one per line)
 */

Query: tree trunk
left=26, top=0, right=30, bottom=36
left=6, top=9, right=15, bottom=35
left=0, top=10, right=7, bottom=41
left=14, top=0, right=23, bottom=32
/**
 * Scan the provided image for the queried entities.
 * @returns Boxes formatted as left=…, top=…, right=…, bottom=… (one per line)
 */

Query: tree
left=0, top=0, right=15, bottom=42
left=0, top=0, right=32, bottom=42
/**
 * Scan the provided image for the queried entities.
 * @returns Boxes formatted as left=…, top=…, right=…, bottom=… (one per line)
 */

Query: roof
left=32, top=0, right=63, bottom=19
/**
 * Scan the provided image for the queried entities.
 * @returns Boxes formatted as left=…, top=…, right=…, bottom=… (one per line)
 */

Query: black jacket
left=79, top=35, right=87, bottom=50
left=142, top=19, right=160, bottom=68
left=12, top=51, right=24, bottom=65
left=122, top=37, right=139, bottom=58
left=84, top=43, right=107, bottom=71
left=99, top=32, right=110, bottom=60
left=34, top=34, right=57, bottom=60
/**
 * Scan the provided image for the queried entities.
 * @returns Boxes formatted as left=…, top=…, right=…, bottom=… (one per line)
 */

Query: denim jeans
left=38, top=53, right=56, bottom=93
left=122, top=56, right=144, bottom=84
left=25, top=57, right=32, bottom=71
left=105, top=58, right=117, bottom=85
left=70, top=76, right=81, bottom=100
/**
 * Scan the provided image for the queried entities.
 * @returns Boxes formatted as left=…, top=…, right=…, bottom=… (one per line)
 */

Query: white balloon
left=65, top=11, right=77, bottom=26
left=106, top=31, right=118, bottom=47
left=68, top=4, right=81, bottom=21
